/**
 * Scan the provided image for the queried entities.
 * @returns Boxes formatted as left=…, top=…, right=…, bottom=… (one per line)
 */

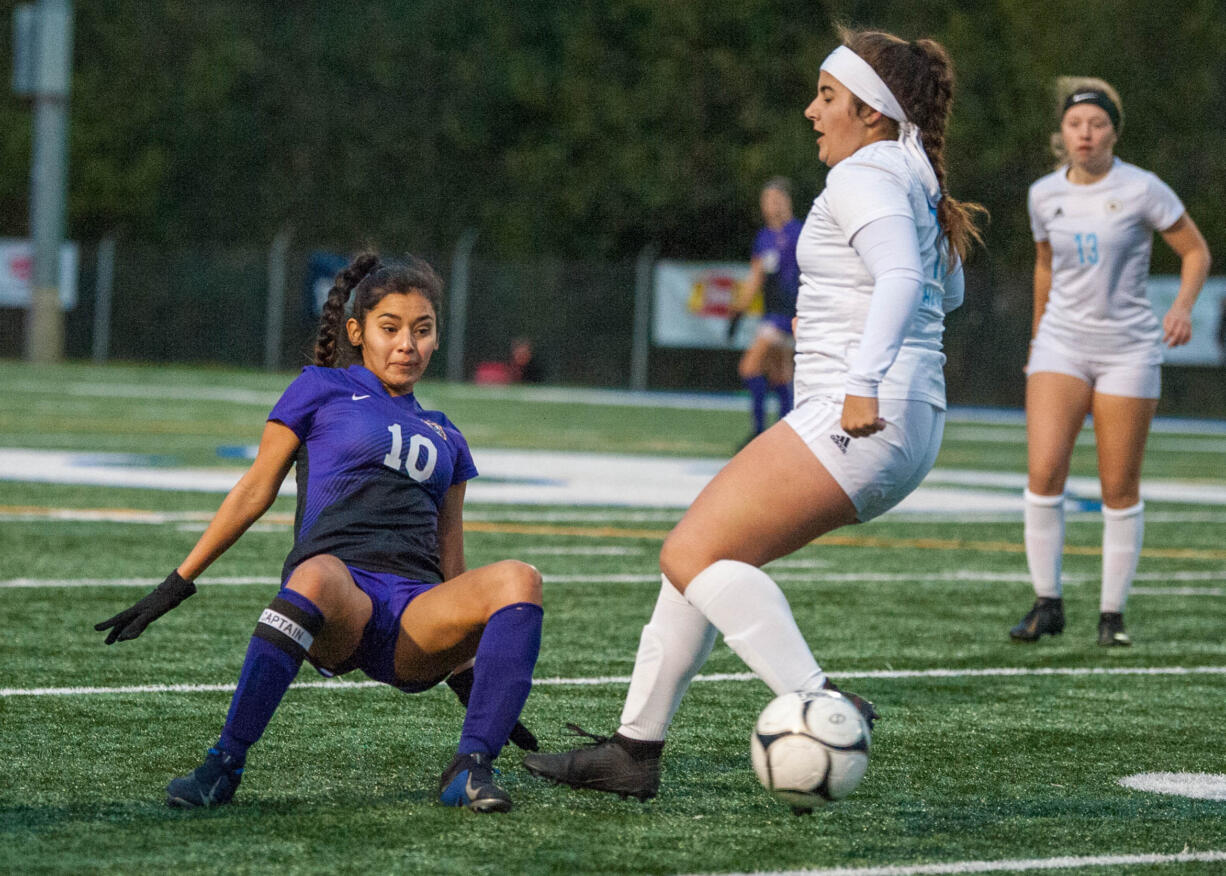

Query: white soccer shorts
left=783, top=395, right=944, bottom=522
left=1026, top=333, right=1161, bottom=399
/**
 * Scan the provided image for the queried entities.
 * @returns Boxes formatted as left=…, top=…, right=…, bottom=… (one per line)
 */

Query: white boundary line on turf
left=681, top=849, right=1226, bottom=876
left=4, top=665, right=1225, bottom=698
left=4, top=570, right=1223, bottom=589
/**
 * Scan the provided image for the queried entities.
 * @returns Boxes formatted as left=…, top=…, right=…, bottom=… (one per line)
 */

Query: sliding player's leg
left=167, top=555, right=370, bottom=808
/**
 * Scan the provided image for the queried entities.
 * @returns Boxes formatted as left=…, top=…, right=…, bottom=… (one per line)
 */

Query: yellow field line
left=5, top=506, right=1226, bottom=561
left=465, top=521, right=1226, bottom=560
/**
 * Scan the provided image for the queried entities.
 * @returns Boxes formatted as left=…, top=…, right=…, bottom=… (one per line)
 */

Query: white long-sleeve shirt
left=794, top=140, right=961, bottom=410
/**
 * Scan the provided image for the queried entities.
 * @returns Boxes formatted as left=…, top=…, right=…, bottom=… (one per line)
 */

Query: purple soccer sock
left=772, top=381, right=793, bottom=418
left=216, top=589, right=324, bottom=763
left=745, top=375, right=768, bottom=434
left=457, top=602, right=543, bottom=757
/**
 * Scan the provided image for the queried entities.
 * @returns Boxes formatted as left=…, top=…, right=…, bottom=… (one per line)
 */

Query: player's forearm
left=177, top=480, right=277, bottom=580
left=1172, top=246, right=1211, bottom=311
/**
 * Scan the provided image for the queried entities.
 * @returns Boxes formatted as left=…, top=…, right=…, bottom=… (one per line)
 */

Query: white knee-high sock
left=1101, top=501, right=1144, bottom=613
left=1024, top=489, right=1065, bottom=599
left=682, top=559, right=825, bottom=697
left=617, top=576, right=718, bottom=741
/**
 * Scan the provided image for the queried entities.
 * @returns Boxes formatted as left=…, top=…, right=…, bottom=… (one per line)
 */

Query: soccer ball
left=750, top=690, right=870, bottom=810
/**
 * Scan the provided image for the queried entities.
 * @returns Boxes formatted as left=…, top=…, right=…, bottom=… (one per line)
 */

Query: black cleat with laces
left=821, top=678, right=880, bottom=730
left=1097, top=611, right=1132, bottom=647
left=166, top=747, right=244, bottom=809
left=1009, top=597, right=1065, bottom=642
left=523, top=724, right=660, bottom=800
left=438, top=751, right=512, bottom=813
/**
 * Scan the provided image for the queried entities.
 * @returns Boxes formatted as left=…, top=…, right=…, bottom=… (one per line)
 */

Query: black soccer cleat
left=522, top=724, right=660, bottom=800
left=821, top=678, right=880, bottom=731
left=166, top=747, right=244, bottom=809
left=1097, top=611, right=1132, bottom=647
left=1009, top=597, right=1065, bottom=642
left=438, top=751, right=512, bottom=813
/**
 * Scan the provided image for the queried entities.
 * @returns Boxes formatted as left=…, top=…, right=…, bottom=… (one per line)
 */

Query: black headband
left=1063, top=89, right=1121, bottom=130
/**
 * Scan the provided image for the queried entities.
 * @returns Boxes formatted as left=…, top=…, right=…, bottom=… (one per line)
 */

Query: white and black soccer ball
left=750, top=690, right=870, bottom=810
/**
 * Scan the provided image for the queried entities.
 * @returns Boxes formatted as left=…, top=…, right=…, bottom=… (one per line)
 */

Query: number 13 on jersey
left=1074, top=232, right=1099, bottom=265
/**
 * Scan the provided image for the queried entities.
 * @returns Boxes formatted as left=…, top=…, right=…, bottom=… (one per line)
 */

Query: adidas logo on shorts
left=830, top=433, right=850, bottom=454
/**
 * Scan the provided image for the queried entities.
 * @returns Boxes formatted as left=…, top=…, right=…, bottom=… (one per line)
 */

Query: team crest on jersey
left=423, top=420, right=448, bottom=441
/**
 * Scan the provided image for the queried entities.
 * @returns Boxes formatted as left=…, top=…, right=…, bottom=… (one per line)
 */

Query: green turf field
left=1, top=362, right=1224, bottom=875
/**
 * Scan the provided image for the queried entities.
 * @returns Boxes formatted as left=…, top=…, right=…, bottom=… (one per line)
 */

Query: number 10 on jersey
left=383, top=424, right=438, bottom=482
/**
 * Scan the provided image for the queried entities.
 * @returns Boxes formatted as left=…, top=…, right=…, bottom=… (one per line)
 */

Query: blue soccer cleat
left=166, top=747, right=244, bottom=809
left=438, top=752, right=512, bottom=813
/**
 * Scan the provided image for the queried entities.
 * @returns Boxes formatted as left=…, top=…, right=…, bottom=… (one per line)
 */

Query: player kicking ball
left=524, top=28, right=983, bottom=801
left=96, top=253, right=543, bottom=813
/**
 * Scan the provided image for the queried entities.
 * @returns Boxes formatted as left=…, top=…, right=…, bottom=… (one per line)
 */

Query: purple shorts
left=300, top=565, right=443, bottom=693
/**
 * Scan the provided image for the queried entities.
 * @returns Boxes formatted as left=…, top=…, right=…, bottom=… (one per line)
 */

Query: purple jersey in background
left=269, top=365, right=477, bottom=583
left=752, top=218, right=803, bottom=321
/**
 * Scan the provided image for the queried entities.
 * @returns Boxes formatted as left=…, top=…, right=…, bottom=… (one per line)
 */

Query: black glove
left=95, top=570, right=197, bottom=644
left=727, top=311, right=743, bottom=342
left=445, top=665, right=540, bottom=751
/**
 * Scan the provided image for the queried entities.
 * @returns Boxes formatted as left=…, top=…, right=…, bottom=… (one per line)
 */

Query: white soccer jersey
left=1028, top=158, right=1184, bottom=360
left=794, top=141, right=956, bottom=409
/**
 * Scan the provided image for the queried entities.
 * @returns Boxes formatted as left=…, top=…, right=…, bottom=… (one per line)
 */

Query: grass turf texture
left=1, top=361, right=1225, bottom=874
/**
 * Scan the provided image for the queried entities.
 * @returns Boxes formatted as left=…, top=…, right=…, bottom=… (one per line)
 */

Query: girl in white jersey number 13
left=1010, top=77, right=1211, bottom=647
left=523, top=28, right=985, bottom=803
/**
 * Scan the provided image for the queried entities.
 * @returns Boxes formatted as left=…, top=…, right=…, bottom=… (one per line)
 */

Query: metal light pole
left=447, top=228, right=479, bottom=383
left=15, top=0, right=73, bottom=363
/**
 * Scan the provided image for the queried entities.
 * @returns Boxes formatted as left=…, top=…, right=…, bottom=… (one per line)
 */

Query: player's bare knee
left=660, top=537, right=705, bottom=593
left=493, top=559, right=542, bottom=609
left=285, top=555, right=347, bottom=610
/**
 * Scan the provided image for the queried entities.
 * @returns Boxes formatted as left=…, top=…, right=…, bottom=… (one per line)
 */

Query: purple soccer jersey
left=752, top=217, right=803, bottom=321
left=269, top=365, right=478, bottom=582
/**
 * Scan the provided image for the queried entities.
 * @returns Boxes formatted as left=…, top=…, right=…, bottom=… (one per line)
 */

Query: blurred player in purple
left=95, top=253, right=543, bottom=813
left=731, top=178, right=803, bottom=444
left=1010, top=77, right=1210, bottom=647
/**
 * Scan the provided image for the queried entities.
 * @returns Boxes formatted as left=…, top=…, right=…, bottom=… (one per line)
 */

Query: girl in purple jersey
left=96, top=253, right=543, bottom=813
left=1009, top=78, right=1211, bottom=647
left=731, top=178, right=803, bottom=444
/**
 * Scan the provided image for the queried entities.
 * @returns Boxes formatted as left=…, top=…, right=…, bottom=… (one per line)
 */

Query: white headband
left=819, top=45, right=941, bottom=205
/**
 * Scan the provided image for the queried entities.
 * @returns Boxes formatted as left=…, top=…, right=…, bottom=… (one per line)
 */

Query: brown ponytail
left=839, top=27, right=988, bottom=262
left=313, top=252, right=380, bottom=367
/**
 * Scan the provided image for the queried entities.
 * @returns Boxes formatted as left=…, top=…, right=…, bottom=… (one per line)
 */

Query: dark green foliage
left=1, top=0, right=1223, bottom=269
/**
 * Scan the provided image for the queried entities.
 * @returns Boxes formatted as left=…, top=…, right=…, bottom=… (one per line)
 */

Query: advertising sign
left=653, top=260, right=759, bottom=349
left=0, top=239, right=78, bottom=309
left=1148, top=275, right=1226, bottom=366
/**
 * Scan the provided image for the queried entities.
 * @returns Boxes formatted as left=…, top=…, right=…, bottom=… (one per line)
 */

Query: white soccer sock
left=682, top=559, right=825, bottom=697
left=617, top=576, right=718, bottom=741
left=1101, top=500, right=1144, bottom=613
left=1024, top=489, right=1065, bottom=599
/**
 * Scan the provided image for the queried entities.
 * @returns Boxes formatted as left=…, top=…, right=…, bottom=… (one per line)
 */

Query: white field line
left=681, top=849, right=1226, bottom=876
left=944, top=426, right=1226, bottom=455
left=9, top=379, right=1226, bottom=435
left=2, top=570, right=1223, bottom=590
left=5, top=665, right=1226, bottom=698
left=9, top=506, right=1226, bottom=526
